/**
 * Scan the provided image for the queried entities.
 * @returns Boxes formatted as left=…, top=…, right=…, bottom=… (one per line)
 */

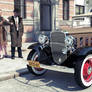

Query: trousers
left=11, top=46, right=22, bottom=57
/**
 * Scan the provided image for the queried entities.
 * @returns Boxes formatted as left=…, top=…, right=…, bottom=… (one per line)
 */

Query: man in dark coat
left=8, top=9, right=24, bottom=59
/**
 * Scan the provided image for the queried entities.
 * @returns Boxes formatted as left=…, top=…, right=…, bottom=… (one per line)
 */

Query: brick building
left=0, top=0, right=75, bottom=42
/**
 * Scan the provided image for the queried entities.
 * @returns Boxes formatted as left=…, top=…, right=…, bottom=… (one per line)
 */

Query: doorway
left=40, top=0, right=52, bottom=31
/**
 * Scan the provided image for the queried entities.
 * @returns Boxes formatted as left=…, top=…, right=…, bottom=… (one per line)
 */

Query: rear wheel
left=74, top=55, right=92, bottom=88
left=27, top=51, right=47, bottom=76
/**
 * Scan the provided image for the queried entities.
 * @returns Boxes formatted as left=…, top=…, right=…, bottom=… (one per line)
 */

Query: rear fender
left=63, top=47, right=92, bottom=68
left=74, top=47, right=92, bottom=56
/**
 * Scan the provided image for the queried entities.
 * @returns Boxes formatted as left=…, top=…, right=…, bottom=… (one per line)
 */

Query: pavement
left=0, top=42, right=33, bottom=81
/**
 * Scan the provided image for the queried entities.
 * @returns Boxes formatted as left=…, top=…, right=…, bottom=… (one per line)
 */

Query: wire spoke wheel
left=31, top=52, right=46, bottom=75
left=27, top=51, right=47, bottom=76
left=75, top=55, right=92, bottom=88
left=83, top=59, right=92, bottom=82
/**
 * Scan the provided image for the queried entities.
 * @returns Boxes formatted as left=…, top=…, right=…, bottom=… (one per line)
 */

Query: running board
left=40, top=64, right=74, bottom=73
left=27, top=60, right=74, bottom=73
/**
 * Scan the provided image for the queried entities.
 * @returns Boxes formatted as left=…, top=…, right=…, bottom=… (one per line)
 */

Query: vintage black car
left=27, top=28, right=92, bottom=89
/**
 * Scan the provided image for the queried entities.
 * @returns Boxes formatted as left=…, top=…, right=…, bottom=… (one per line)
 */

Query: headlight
left=38, top=35, right=48, bottom=44
left=65, top=35, right=74, bottom=46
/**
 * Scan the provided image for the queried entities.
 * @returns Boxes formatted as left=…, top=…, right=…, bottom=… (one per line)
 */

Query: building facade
left=0, top=0, right=75, bottom=42
left=84, top=0, right=92, bottom=13
left=74, top=0, right=92, bottom=14
left=73, top=0, right=92, bottom=28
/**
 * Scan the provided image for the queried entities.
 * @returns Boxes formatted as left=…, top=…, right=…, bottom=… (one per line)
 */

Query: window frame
left=63, top=0, right=69, bottom=20
left=75, top=5, right=85, bottom=15
left=14, top=0, right=26, bottom=19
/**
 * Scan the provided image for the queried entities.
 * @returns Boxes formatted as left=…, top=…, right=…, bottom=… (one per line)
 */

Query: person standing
left=8, top=9, right=24, bottom=59
left=0, top=9, right=8, bottom=59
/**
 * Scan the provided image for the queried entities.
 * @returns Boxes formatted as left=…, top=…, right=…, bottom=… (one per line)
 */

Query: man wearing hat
left=8, top=9, right=24, bottom=59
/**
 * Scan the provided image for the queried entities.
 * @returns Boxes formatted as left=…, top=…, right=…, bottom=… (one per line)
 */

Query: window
left=40, top=0, right=51, bottom=31
left=63, top=0, right=69, bottom=20
left=75, top=5, right=85, bottom=15
left=14, top=0, right=26, bottom=18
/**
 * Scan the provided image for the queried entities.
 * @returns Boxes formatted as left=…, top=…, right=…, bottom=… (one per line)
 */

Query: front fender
left=27, top=43, right=52, bottom=65
left=27, top=42, right=40, bottom=49
left=27, top=42, right=42, bottom=56
left=74, top=47, right=92, bottom=56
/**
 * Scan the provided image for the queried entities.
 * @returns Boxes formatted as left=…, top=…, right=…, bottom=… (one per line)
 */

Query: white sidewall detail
left=32, top=67, right=46, bottom=75
left=31, top=52, right=46, bottom=75
left=81, top=55, right=92, bottom=87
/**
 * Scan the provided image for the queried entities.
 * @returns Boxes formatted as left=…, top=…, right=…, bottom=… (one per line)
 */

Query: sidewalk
left=0, top=42, right=33, bottom=81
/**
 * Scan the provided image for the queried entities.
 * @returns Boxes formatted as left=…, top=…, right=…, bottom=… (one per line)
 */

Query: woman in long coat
left=0, top=10, right=7, bottom=59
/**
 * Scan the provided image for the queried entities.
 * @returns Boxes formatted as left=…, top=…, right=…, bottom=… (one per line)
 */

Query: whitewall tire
left=27, top=51, right=47, bottom=76
left=74, top=55, right=92, bottom=88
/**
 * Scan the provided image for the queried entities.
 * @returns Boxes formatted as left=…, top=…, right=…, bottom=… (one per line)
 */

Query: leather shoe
left=18, top=56, right=23, bottom=58
left=11, top=56, right=15, bottom=59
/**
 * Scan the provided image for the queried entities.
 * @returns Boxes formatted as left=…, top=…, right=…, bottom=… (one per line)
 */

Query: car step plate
left=40, top=64, right=74, bottom=73
left=28, top=60, right=74, bottom=73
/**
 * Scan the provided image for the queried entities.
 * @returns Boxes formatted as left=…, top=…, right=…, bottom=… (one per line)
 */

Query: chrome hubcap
left=88, top=67, right=92, bottom=75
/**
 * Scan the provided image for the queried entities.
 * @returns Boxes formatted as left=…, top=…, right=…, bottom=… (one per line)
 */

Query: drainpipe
left=20, top=0, right=25, bottom=18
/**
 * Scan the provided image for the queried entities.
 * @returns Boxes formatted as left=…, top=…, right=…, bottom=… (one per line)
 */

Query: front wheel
left=74, top=55, right=92, bottom=88
left=27, top=50, right=47, bottom=76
